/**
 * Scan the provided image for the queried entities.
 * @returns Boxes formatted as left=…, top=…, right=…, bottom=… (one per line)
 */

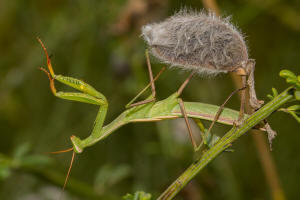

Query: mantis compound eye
left=141, top=10, right=249, bottom=76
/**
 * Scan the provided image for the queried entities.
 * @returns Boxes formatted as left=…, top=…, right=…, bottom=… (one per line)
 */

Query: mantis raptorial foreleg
left=38, top=38, right=108, bottom=153
left=38, top=38, right=110, bottom=193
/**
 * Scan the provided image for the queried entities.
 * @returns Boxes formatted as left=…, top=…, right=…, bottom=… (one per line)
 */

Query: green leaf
left=279, top=69, right=300, bottom=89
left=287, top=105, right=300, bottom=112
left=20, top=155, right=52, bottom=167
left=205, top=132, right=220, bottom=148
left=279, top=70, right=300, bottom=88
left=295, top=91, right=300, bottom=100
left=286, top=77, right=297, bottom=84
left=272, top=88, right=278, bottom=97
left=267, top=88, right=279, bottom=100
left=0, top=166, right=11, bottom=180
left=267, top=94, right=274, bottom=100
left=13, top=142, right=31, bottom=159
left=285, top=105, right=300, bottom=123
left=280, top=70, right=297, bottom=79
left=123, top=191, right=152, bottom=200
left=94, top=164, right=131, bottom=193
left=0, top=154, right=13, bottom=180
left=287, top=111, right=300, bottom=123
left=280, top=105, right=300, bottom=123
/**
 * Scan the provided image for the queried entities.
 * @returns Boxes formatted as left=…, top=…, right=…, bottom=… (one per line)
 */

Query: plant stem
left=157, top=87, right=294, bottom=200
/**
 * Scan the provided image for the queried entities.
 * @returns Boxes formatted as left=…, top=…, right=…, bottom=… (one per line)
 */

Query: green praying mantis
left=37, top=38, right=265, bottom=192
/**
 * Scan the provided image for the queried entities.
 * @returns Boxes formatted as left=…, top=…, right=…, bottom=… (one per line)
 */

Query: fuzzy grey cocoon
left=142, top=10, right=248, bottom=75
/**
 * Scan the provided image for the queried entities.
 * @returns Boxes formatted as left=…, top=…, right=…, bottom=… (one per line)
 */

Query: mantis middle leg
left=126, top=50, right=166, bottom=108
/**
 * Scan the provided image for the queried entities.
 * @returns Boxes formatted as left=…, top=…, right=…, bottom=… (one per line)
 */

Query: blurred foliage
left=123, top=191, right=152, bottom=200
left=0, top=0, right=299, bottom=199
left=276, top=70, right=300, bottom=123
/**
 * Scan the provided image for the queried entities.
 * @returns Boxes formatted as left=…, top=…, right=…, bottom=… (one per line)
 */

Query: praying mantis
left=37, top=38, right=248, bottom=151
left=37, top=38, right=264, bottom=192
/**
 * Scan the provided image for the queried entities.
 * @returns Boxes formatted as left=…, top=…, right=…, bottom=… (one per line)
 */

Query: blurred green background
left=0, top=0, right=299, bottom=199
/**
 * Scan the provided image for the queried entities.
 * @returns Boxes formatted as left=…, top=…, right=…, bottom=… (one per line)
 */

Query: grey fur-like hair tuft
left=142, top=10, right=249, bottom=75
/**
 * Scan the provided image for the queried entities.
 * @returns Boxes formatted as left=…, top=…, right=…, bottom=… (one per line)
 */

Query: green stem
left=157, top=87, right=294, bottom=200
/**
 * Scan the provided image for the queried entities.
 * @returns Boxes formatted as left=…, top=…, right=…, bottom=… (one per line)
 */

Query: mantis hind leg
left=206, top=86, right=247, bottom=136
left=176, top=71, right=200, bottom=151
left=178, top=98, right=198, bottom=151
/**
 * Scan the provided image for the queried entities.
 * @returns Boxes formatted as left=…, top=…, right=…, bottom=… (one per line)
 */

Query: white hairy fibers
left=142, top=10, right=249, bottom=76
